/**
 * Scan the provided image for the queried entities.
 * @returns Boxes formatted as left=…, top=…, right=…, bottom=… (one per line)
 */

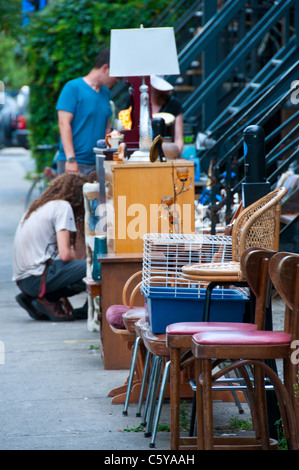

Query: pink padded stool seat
left=193, top=330, right=291, bottom=349
left=192, top=330, right=291, bottom=359
left=106, top=304, right=130, bottom=329
left=106, top=304, right=144, bottom=330
left=166, top=321, right=257, bottom=336
left=142, top=327, right=169, bottom=357
left=122, top=307, right=146, bottom=332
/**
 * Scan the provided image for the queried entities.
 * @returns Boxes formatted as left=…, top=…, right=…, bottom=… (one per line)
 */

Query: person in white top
left=13, top=172, right=88, bottom=321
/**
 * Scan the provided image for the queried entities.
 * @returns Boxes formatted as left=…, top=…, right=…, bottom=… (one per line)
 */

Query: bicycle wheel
left=25, top=175, right=50, bottom=209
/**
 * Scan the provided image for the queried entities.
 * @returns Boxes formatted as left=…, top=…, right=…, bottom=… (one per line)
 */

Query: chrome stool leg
left=136, top=349, right=151, bottom=417
left=123, top=335, right=142, bottom=416
left=149, top=359, right=170, bottom=448
left=144, top=356, right=163, bottom=438
left=141, top=355, right=157, bottom=427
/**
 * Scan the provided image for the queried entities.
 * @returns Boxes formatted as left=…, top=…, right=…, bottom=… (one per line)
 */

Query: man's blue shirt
left=56, top=77, right=112, bottom=164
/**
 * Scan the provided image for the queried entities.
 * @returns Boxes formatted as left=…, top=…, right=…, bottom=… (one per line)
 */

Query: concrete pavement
left=0, top=148, right=173, bottom=451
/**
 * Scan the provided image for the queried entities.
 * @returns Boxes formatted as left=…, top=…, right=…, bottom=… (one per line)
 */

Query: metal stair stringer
left=182, top=0, right=296, bottom=120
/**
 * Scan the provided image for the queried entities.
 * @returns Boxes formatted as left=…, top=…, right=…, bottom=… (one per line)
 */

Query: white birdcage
left=141, top=233, right=249, bottom=333
left=142, top=233, right=236, bottom=296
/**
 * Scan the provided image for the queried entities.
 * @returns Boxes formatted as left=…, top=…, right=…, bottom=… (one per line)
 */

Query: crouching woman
left=13, top=172, right=88, bottom=321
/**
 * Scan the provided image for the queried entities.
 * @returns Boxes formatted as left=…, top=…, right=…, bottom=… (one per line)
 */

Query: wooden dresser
left=104, top=159, right=195, bottom=253
left=92, top=155, right=195, bottom=371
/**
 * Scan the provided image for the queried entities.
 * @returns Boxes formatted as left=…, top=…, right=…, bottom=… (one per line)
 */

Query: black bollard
left=152, top=117, right=166, bottom=138
left=242, top=125, right=270, bottom=207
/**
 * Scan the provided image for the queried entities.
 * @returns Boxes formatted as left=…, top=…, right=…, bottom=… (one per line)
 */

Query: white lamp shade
left=110, top=27, right=180, bottom=77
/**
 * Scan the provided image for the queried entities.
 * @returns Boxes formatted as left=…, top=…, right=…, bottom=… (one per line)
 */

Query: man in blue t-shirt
left=56, top=48, right=119, bottom=176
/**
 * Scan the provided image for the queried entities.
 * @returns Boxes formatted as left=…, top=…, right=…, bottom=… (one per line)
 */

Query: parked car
left=0, top=92, right=18, bottom=148
left=0, top=86, right=29, bottom=149
left=14, top=86, right=30, bottom=148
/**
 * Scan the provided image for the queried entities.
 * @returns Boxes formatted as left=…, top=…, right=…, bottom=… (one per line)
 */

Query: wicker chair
left=182, top=187, right=287, bottom=320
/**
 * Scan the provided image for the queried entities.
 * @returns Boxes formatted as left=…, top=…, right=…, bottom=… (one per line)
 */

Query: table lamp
left=110, top=26, right=180, bottom=161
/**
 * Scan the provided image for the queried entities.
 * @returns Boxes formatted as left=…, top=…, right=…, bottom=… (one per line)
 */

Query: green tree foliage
left=0, top=34, right=29, bottom=90
left=0, top=0, right=28, bottom=90
left=23, top=0, right=170, bottom=170
left=0, top=0, right=22, bottom=33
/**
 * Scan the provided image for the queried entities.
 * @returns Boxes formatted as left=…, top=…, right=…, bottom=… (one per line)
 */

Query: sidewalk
left=0, top=148, right=172, bottom=451
left=1, top=148, right=279, bottom=452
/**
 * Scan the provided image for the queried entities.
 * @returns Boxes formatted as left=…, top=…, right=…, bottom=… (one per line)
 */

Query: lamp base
left=129, top=150, right=150, bottom=162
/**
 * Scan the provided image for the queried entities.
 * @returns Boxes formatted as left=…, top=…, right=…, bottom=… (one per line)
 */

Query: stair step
left=281, top=213, right=298, bottom=225
left=271, top=59, right=282, bottom=65
left=246, top=82, right=261, bottom=89
left=185, top=69, right=202, bottom=76
left=227, top=106, right=240, bottom=113
left=174, top=85, right=195, bottom=92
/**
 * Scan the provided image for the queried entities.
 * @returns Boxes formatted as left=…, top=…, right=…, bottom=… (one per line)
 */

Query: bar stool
left=122, top=296, right=147, bottom=415
left=106, top=271, right=145, bottom=407
left=166, top=320, right=257, bottom=449
left=140, top=322, right=196, bottom=449
left=165, top=249, right=270, bottom=450
left=134, top=317, right=152, bottom=418
left=141, top=315, right=255, bottom=449
left=191, top=250, right=299, bottom=450
left=139, top=251, right=266, bottom=449
left=139, top=324, right=170, bottom=447
left=166, top=248, right=275, bottom=449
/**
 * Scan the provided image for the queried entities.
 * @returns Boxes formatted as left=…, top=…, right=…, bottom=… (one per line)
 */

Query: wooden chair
left=166, top=319, right=257, bottom=450
left=106, top=271, right=146, bottom=407
left=191, top=249, right=299, bottom=450
left=165, top=247, right=274, bottom=450
left=182, top=187, right=287, bottom=321
left=269, top=252, right=299, bottom=436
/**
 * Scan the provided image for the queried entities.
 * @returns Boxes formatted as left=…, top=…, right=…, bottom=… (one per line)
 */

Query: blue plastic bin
left=143, top=286, right=249, bottom=334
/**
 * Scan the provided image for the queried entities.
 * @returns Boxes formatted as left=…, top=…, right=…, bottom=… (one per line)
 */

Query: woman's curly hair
left=24, top=172, right=88, bottom=246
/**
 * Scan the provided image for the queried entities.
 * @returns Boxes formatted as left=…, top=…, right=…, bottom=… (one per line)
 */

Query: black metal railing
left=110, top=0, right=298, bottom=233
